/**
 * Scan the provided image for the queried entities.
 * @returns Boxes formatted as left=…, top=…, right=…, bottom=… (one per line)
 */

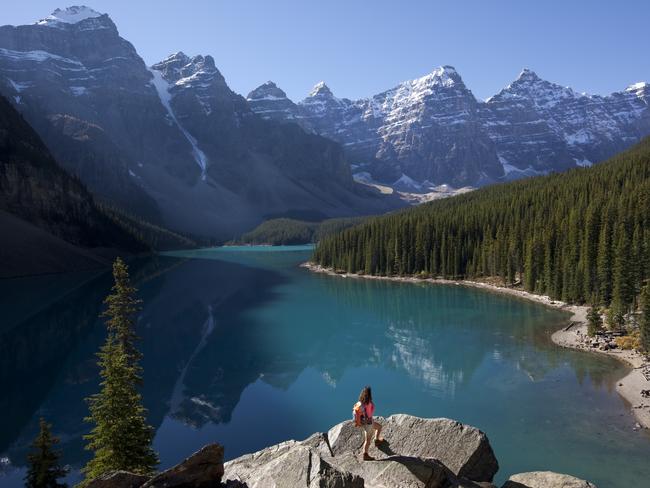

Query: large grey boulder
left=327, top=415, right=498, bottom=482
left=225, top=444, right=363, bottom=488
left=142, top=444, right=224, bottom=488
left=502, top=471, right=598, bottom=488
left=224, top=415, right=499, bottom=488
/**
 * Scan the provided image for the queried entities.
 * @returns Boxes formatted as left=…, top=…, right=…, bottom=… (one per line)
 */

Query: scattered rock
left=143, top=444, right=224, bottom=488
left=502, top=471, right=597, bottom=488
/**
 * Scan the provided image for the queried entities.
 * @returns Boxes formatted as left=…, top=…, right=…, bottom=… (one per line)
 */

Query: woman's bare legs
left=373, top=421, right=384, bottom=442
left=363, top=428, right=372, bottom=454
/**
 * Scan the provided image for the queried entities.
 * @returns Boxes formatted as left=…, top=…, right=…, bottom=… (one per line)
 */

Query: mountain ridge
left=249, top=66, right=650, bottom=188
left=0, top=6, right=403, bottom=240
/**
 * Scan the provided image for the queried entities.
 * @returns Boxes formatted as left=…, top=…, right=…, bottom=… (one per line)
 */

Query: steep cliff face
left=249, top=68, right=649, bottom=188
left=0, top=94, right=145, bottom=277
left=150, top=52, right=355, bottom=189
left=0, top=7, right=401, bottom=240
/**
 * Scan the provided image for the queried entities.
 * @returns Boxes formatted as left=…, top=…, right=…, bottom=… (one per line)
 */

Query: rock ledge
left=88, top=415, right=598, bottom=488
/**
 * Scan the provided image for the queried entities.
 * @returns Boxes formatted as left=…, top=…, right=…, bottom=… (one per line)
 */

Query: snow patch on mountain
left=574, top=158, right=593, bottom=167
left=69, top=86, right=87, bottom=96
left=149, top=68, right=208, bottom=179
left=627, top=82, right=648, bottom=94
left=0, top=47, right=83, bottom=66
left=309, top=81, right=333, bottom=97
left=36, top=6, right=103, bottom=26
left=499, top=156, right=547, bottom=179
left=5, top=78, right=31, bottom=93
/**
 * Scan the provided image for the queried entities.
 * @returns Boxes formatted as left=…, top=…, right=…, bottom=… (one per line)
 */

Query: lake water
left=1, top=246, right=649, bottom=486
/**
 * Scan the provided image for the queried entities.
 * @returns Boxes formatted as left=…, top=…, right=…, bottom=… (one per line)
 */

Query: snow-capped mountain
left=0, top=7, right=401, bottom=238
left=482, top=69, right=650, bottom=175
left=249, top=68, right=650, bottom=188
left=247, top=81, right=300, bottom=123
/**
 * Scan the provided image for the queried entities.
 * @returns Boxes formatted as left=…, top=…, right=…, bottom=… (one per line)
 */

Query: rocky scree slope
left=248, top=67, right=649, bottom=189
left=89, top=415, right=598, bottom=488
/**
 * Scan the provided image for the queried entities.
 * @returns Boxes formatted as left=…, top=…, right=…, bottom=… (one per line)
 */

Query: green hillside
left=238, top=217, right=366, bottom=246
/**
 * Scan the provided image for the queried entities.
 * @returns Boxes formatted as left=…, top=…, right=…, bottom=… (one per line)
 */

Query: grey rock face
left=326, top=415, right=498, bottom=482
left=86, top=471, right=150, bottom=488
left=142, top=444, right=224, bottom=488
left=247, top=81, right=301, bottom=124
left=482, top=70, right=650, bottom=178
left=0, top=7, right=199, bottom=216
left=248, top=69, right=649, bottom=188
left=226, top=444, right=364, bottom=488
left=502, top=471, right=598, bottom=488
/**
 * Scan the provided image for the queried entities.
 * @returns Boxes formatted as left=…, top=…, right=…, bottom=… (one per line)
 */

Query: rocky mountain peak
left=422, top=65, right=464, bottom=90
left=496, top=69, right=580, bottom=109
left=191, top=54, right=216, bottom=71
left=308, top=81, right=334, bottom=98
left=516, top=68, right=541, bottom=82
left=247, top=81, right=290, bottom=101
left=626, top=81, right=649, bottom=99
left=35, top=6, right=111, bottom=29
left=246, top=81, right=300, bottom=124
left=151, top=52, right=223, bottom=86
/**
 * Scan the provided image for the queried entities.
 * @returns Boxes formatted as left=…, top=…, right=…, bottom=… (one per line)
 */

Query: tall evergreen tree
left=586, top=303, right=603, bottom=337
left=640, top=282, right=650, bottom=353
left=81, top=258, right=158, bottom=486
left=25, top=418, right=67, bottom=488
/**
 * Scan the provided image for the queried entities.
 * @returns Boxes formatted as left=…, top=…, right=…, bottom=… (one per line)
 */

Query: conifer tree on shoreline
left=587, top=304, right=603, bottom=337
left=80, top=258, right=158, bottom=486
left=25, top=418, right=67, bottom=488
left=640, top=282, right=650, bottom=353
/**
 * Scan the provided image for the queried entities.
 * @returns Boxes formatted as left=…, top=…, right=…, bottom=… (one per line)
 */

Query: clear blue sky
left=5, top=0, right=650, bottom=101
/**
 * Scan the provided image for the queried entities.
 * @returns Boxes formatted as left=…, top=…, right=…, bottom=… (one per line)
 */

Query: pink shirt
left=364, top=401, right=375, bottom=420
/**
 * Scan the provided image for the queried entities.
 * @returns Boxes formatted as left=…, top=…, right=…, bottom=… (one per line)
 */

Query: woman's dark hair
left=359, top=386, right=372, bottom=404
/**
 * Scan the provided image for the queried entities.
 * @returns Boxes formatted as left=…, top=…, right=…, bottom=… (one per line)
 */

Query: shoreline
left=303, top=262, right=650, bottom=429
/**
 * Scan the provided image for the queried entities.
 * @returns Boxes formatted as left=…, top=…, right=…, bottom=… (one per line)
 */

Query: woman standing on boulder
left=353, top=386, right=384, bottom=460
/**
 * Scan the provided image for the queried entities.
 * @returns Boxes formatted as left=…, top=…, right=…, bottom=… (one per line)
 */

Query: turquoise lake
left=1, top=246, right=649, bottom=486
